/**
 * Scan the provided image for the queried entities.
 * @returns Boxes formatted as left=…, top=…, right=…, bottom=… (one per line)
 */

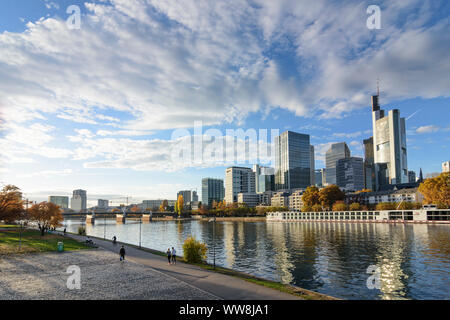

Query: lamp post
left=208, top=216, right=216, bottom=270
left=139, top=217, right=142, bottom=248
left=104, top=214, right=106, bottom=240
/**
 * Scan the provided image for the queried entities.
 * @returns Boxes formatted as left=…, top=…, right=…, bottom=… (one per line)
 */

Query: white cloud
left=0, top=0, right=448, bottom=132
left=416, top=125, right=440, bottom=134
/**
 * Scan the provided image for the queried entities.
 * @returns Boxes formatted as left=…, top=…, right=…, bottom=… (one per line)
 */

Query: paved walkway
left=67, top=234, right=300, bottom=300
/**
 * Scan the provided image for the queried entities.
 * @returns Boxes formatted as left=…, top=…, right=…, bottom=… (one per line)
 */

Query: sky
left=0, top=0, right=449, bottom=206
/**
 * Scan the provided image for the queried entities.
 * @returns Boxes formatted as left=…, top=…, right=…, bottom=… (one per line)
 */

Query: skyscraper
left=48, top=196, right=69, bottom=209
left=253, top=164, right=275, bottom=193
left=336, top=157, right=365, bottom=192
left=408, top=171, right=416, bottom=183
left=363, top=137, right=376, bottom=191
left=443, top=161, right=450, bottom=173
left=274, top=131, right=311, bottom=190
left=371, top=94, right=408, bottom=189
left=201, top=178, right=224, bottom=208
left=310, top=145, right=315, bottom=186
left=314, top=169, right=325, bottom=187
left=325, top=142, right=350, bottom=186
left=225, top=166, right=256, bottom=204
left=71, top=189, right=87, bottom=212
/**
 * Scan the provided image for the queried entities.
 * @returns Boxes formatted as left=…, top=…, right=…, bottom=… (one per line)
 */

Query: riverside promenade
left=66, top=234, right=301, bottom=300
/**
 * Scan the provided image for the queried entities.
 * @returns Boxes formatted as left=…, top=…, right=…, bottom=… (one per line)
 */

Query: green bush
left=78, top=226, right=86, bottom=235
left=183, top=236, right=208, bottom=263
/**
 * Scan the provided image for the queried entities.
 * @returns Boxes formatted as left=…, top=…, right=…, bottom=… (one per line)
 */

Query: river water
left=64, top=219, right=449, bottom=300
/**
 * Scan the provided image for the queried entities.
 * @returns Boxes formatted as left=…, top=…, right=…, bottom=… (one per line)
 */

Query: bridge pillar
left=86, top=215, right=95, bottom=224
left=116, top=214, right=126, bottom=223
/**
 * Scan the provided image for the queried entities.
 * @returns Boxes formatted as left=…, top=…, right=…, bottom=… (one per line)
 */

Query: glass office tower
left=274, top=131, right=311, bottom=190
left=325, top=142, right=350, bottom=186
left=201, top=178, right=225, bottom=208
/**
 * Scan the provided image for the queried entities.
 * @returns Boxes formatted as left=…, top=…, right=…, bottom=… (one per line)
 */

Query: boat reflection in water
left=64, top=219, right=449, bottom=300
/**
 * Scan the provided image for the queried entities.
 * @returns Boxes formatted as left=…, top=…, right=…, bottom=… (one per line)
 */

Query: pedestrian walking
left=171, top=247, right=177, bottom=264
left=166, top=248, right=172, bottom=265
left=120, top=245, right=126, bottom=262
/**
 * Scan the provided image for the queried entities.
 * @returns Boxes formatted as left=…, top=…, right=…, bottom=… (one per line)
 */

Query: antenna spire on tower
left=377, top=77, right=380, bottom=96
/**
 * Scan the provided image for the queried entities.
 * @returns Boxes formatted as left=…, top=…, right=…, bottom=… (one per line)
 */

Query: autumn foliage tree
left=332, top=201, right=348, bottom=211
left=319, top=185, right=345, bottom=210
left=159, top=199, right=168, bottom=212
left=418, top=172, right=450, bottom=208
left=130, top=205, right=141, bottom=213
left=177, top=194, right=184, bottom=216
left=301, top=186, right=320, bottom=207
left=28, top=202, right=63, bottom=236
left=0, top=185, right=24, bottom=223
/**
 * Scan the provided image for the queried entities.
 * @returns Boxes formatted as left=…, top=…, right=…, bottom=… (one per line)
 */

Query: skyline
left=1, top=0, right=450, bottom=205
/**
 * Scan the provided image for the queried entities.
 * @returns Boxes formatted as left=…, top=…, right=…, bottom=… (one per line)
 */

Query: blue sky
left=0, top=0, right=449, bottom=205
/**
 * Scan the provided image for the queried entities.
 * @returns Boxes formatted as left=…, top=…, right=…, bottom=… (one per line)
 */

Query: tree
left=301, top=205, right=312, bottom=212
left=301, top=186, right=320, bottom=207
left=355, top=189, right=372, bottom=194
left=28, top=202, right=63, bottom=236
left=349, top=203, right=362, bottom=211
left=183, top=236, right=208, bottom=263
left=130, top=205, right=141, bottom=213
left=332, top=201, right=348, bottom=211
left=177, top=194, right=184, bottom=216
left=319, top=185, right=345, bottom=210
left=111, top=208, right=121, bottom=213
left=312, top=204, right=323, bottom=212
left=375, top=202, right=397, bottom=210
left=0, top=185, right=24, bottom=223
left=159, top=199, right=168, bottom=212
left=418, top=172, right=450, bottom=208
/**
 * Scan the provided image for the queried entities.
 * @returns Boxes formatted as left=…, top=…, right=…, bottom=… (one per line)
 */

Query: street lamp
left=208, top=216, right=216, bottom=270
left=139, top=217, right=142, bottom=248
left=104, top=213, right=106, bottom=240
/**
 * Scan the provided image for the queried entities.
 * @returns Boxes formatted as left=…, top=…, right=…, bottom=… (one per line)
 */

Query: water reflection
left=64, top=219, right=449, bottom=300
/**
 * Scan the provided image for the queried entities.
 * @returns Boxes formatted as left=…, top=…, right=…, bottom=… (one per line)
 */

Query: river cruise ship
left=266, top=206, right=450, bottom=224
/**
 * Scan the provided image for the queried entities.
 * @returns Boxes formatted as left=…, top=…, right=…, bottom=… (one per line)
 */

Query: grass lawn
left=0, top=228, right=90, bottom=255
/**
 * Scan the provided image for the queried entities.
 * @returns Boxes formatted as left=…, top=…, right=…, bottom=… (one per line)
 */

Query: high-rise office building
left=192, top=190, right=199, bottom=202
left=71, top=189, right=87, bottom=211
left=274, top=131, right=311, bottom=190
left=314, top=169, right=325, bottom=187
left=363, top=137, right=376, bottom=191
left=48, top=196, right=69, bottom=209
left=336, top=157, right=365, bottom=192
left=202, top=178, right=224, bottom=208
left=253, top=164, right=275, bottom=193
left=443, top=161, right=450, bottom=173
left=98, top=199, right=109, bottom=208
left=325, top=142, right=350, bottom=186
left=310, top=145, right=315, bottom=186
left=225, top=167, right=256, bottom=204
left=408, top=171, right=416, bottom=183
left=371, top=94, right=408, bottom=189
left=177, top=190, right=192, bottom=203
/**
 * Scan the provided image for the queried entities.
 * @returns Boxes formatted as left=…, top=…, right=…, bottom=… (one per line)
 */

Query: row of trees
left=418, top=172, right=450, bottom=208
left=301, top=185, right=345, bottom=212
left=193, top=200, right=288, bottom=217
left=0, top=185, right=64, bottom=236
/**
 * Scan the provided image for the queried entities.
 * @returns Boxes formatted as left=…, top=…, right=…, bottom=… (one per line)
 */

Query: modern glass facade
left=372, top=95, right=408, bottom=189
left=275, top=131, right=311, bottom=190
left=325, top=142, right=350, bottom=186
left=48, top=196, right=69, bottom=209
left=202, top=178, right=224, bottom=208
left=336, top=157, right=365, bottom=192
left=363, top=137, right=376, bottom=191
